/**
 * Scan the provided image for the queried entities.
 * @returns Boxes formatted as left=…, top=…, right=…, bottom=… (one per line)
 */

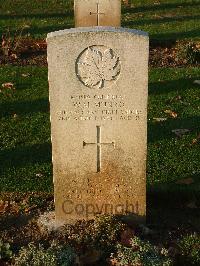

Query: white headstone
left=47, top=27, right=149, bottom=224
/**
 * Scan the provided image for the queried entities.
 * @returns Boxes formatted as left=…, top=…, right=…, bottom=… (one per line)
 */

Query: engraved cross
left=90, top=3, right=105, bottom=26
left=83, top=126, right=115, bottom=173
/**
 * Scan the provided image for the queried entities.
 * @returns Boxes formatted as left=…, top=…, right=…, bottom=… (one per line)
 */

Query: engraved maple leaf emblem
left=77, top=47, right=120, bottom=89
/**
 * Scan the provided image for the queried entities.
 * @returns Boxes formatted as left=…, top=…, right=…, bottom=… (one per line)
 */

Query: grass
left=0, top=67, right=52, bottom=192
left=148, top=68, right=200, bottom=184
left=0, top=66, right=199, bottom=193
left=0, top=0, right=199, bottom=40
left=126, top=0, right=200, bottom=40
left=0, top=0, right=74, bottom=39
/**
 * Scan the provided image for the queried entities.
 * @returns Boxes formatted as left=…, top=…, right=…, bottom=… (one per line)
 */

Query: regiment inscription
left=57, top=94, right=142, bottom=121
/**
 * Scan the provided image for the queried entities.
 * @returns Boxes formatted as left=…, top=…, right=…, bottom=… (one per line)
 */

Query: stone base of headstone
left=37, top=211, right=65, bottom=233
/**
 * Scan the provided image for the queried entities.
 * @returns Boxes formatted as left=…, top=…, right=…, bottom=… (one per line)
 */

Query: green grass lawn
left=0, top=66, right=199, bottom=193
left=126, top=0, right=200, bottom=40
left=0, top=0, right=199, bottom=40
left=0, top=67, right=51, bottom=192
left=148, top=68, right=200, bottom=200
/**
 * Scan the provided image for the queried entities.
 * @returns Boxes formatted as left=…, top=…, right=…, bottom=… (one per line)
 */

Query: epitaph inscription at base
left=47, top=27, right=149, bottom=223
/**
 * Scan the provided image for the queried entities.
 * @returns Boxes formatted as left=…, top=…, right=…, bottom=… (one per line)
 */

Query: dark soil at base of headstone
left=0, top=192, right=199, bottom=246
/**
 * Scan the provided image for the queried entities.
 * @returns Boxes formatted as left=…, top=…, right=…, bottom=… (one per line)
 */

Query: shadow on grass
left=122, top=1, right=200, bottom=14
left=0, top=143, right=51, bottom=170
left=149, top=77, right=195, bottom=95
left=122, top=1, right=200, bottom=41
left=148, top=116, right=200, bottom=143
left=151, top=28, right=200, bottom=41
left=123, top=15, right=200, bottom=27
left=0, top=23, right=74, bottom=37
left=26, top=24, right=74, bottom=36
left=120, top=25, right=200, bottom=41
left=147, top=174, right=200, bottom=230
left=0, top=10, right=73, bottom=20
left=0, top=213, right=34, bottom=231
left=148, top=173, right=200, bottom=206
left=0, top=98, right=49, bottom=117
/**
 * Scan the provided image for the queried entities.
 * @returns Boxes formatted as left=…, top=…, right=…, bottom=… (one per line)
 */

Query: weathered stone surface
left=47, top=27, right=149, bottom=224
left=74, top=0, right=121, bottom=27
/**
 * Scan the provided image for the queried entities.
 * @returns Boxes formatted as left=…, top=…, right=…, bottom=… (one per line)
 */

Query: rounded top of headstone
left=47, top=27, right=149, bottom=40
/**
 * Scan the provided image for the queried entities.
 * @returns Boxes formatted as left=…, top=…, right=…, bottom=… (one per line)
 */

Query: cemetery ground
left=0, top=0, right=200, bottom=265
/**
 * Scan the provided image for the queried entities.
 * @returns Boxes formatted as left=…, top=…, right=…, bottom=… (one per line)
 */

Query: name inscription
left=58, top=94, right=142, bottom=121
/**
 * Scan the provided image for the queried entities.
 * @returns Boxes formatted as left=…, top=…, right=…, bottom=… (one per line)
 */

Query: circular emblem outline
left=76, top=45, right=121, bottom=89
